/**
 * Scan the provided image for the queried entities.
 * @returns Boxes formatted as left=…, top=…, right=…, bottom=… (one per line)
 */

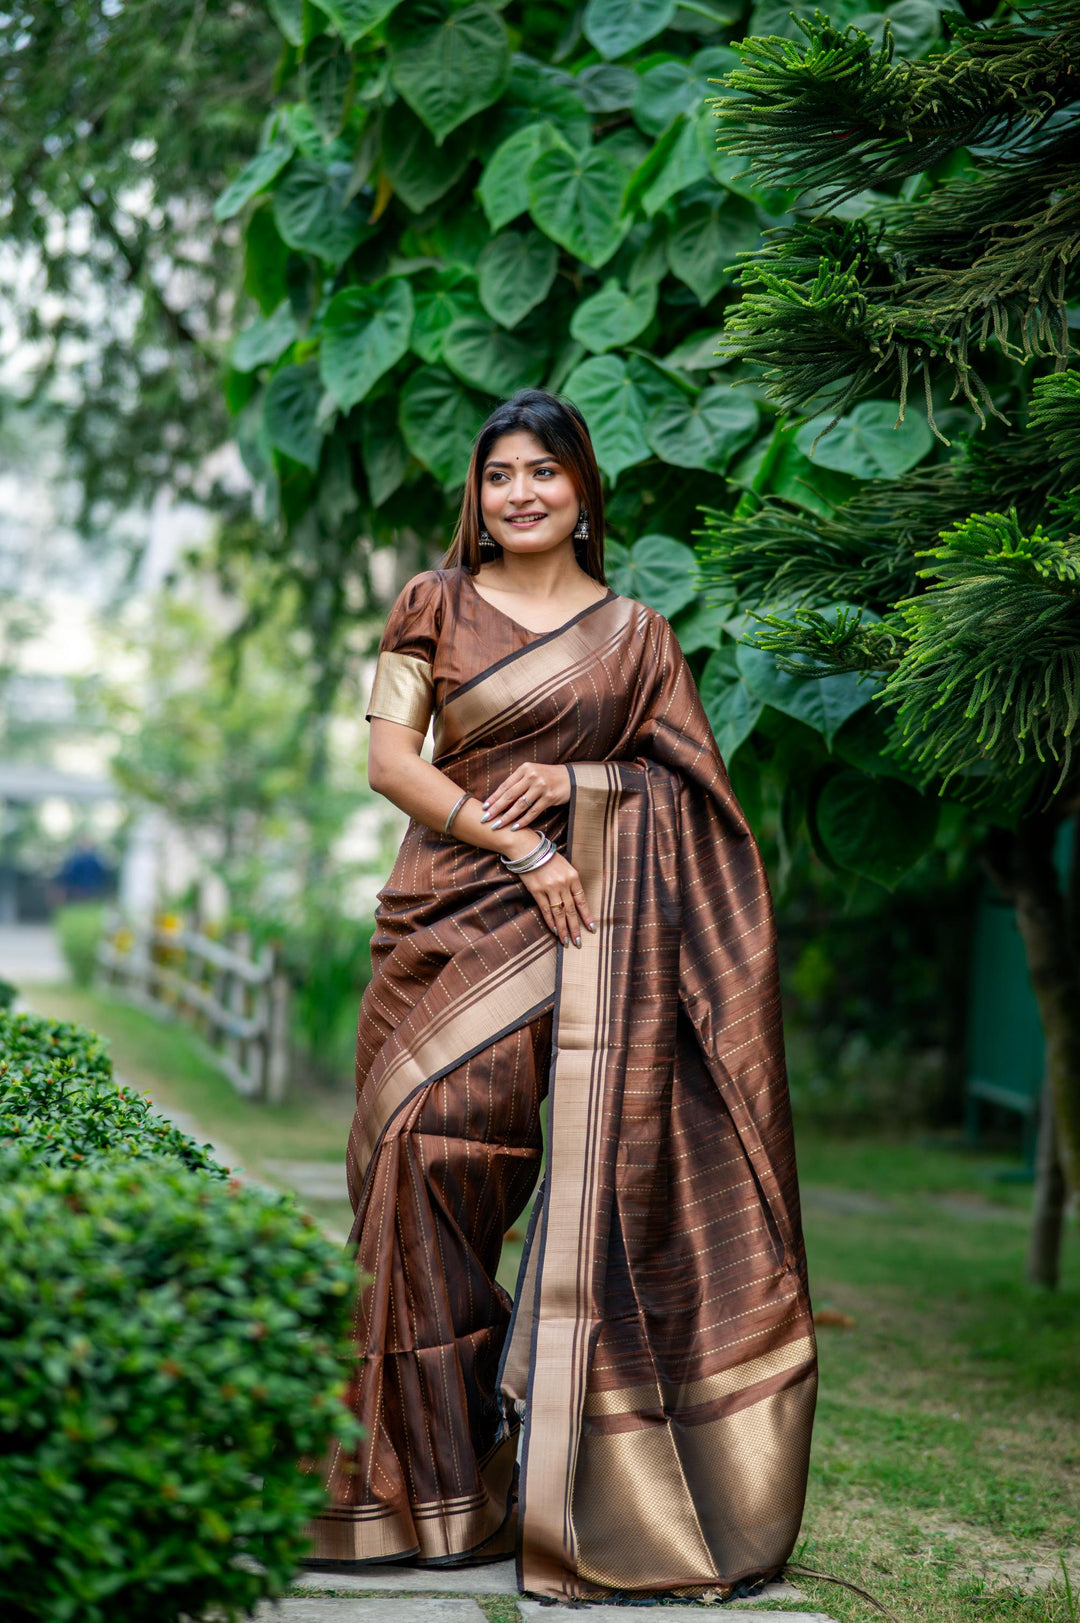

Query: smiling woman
left=309, top=390, right=816, bottom=1604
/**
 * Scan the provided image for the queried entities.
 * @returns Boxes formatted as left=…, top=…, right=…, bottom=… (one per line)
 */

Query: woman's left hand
left=480, top=762, right=571, bottom=831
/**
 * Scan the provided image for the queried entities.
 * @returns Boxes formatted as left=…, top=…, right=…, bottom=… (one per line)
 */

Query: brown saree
left=311, top=567, right=816, bottom=1600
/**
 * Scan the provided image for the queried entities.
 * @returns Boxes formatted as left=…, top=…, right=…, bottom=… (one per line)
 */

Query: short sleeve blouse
left=365, top=571, right=443, bottom=735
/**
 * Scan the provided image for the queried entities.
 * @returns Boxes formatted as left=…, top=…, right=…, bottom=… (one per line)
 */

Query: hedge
left=0, top=1010, right=360, bottom=1623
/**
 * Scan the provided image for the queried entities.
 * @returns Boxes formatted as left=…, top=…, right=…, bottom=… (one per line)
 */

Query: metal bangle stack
left=499, top=831, right=557, bottom=874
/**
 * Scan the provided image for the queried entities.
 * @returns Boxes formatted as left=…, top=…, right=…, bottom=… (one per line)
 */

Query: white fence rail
left=96, top=915, right=290, bottom=1101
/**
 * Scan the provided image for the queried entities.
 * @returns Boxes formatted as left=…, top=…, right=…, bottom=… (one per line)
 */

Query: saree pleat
left=313, top=570, right=816, bottom=1598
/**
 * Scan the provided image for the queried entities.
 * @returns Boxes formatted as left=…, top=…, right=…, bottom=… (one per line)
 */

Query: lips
left=507, top=513, right=546, bottom=526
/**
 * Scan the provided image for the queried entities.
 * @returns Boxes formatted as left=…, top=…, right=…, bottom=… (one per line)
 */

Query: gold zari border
left=367, top=651, right=434, bottom=734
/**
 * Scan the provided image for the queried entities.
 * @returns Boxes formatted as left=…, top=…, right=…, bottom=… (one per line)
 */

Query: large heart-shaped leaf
left=263, top=362, right=326, bottom=470
left=730, top=432, right=863, bottom=517
left=666, top=193, right=761, bottom=305
left=314, top=0, right=401, bottom=45
left=268, top=0, right=326, bottom=45
left=382, top=102, right=472, bottom=212
left=606, top=533, right=698, bottom=617
left=273, top=160, right=373, bottom=264
left=361, top=403, right=410, bottom=505
left=478, top=122, right=559, bottom=233
left=244, top=206, right=290, bottom=314
left=505, top=57, right=592, bottom=150
left=736, top=629, right=878, bottom=744
left=671, top=593, right=736, bottom=655
left=575, top=64, right=638, bottom=112
left=633, top=61, right=701, bottom=138
left=569, top=279, right=657, bottom=353
left=527, top=136, right=633, bottom=269
left=813, top=770, right=940, bottom=889
left=302, top=36, right=353, bottom=141
left=399, top=365, right=488, bottom=487
left=583, top=0, right=676, bottom=58
left=562, top=355, right=650, bottom=483
left=647, top=385, right=759, bottom=472
left=663, top=329, right=726, bottom=371
left=388, top=2, right=510, bottom=144
left=232, top=303, right=298, bottom=373
left=320, top=278, right=414, bottom=412
left=477, top=232, right=560, bottom=330
left=410, top=274, right=485, bottom=363
left=215, top=141, right=294, bottom=223
left=442, top=316, right=547, bottom=394
left=701, top=652, right=763, bottom=760
left=796, top=399, right=934, bottom=479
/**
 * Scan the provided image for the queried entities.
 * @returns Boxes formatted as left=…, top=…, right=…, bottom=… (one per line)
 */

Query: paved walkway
left=0, top=923, right=66, bottom=984
left=258, top=1563, right=835, bottom=1621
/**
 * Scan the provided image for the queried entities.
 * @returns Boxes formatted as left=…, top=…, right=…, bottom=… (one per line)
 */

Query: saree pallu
left=312, top=574, right=816, bottom=1600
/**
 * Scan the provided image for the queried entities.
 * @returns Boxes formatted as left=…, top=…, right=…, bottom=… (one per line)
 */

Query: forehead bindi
left=484, top=431, right=559, bottom=471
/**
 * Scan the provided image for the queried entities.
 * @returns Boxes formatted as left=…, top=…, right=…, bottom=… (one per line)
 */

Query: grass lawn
left=22, top=983, right=1080, bottom=1622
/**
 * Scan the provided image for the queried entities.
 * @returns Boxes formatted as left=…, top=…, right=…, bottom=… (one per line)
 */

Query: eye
left=535, top=466, right=555, bottom=478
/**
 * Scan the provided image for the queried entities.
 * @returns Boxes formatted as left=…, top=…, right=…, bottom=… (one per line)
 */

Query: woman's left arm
left=479, top=762, right=571, bottom=831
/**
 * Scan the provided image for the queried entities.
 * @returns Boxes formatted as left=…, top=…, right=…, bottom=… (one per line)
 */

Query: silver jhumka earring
left=573, top=508, right=589, bottom=542
left=478, top=527, right=499, bottom=557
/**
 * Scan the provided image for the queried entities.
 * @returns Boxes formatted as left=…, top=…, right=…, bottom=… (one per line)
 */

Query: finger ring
left=552, top=901, right=564, bottom=909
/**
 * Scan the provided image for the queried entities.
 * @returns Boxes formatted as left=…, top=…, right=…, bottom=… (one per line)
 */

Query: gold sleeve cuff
left=366, top=652, right=434, bottom=734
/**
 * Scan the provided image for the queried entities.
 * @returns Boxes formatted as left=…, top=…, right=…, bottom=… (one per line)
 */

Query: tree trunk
left=1003, top=813, right=1080, bottom=1288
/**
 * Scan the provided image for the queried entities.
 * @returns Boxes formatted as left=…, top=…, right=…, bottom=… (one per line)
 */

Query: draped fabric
left=310, top=568, right=816, bottom=1600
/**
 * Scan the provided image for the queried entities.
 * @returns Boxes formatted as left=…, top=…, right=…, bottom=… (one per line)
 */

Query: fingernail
left=563, top=936, right=569, bottom=947
left=479, top=811, right=490, bottom=823
left=587, top=922, right=597, bottom=933
left=482, top=800, right=490, bottom=808
left=511, top=822, right=520, bottom=830
left=576, top=936, right=582, bottom=948
left=492, top=818, right=503, bottom=829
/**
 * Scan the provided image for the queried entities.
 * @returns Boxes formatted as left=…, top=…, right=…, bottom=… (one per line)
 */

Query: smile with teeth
left=507, top=513, right=546, bottom=525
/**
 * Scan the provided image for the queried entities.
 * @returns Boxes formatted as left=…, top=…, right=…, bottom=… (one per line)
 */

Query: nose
left=507, top=469, right=538, bottom=505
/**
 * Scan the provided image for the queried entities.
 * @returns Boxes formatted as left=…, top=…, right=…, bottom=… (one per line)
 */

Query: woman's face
left=479, top=430, right=580, bottom=557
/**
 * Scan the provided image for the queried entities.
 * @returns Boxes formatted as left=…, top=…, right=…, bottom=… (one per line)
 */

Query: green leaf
left=728, top=433, right=862, bottom=516
left=506, top=57, right=592, bottom=150
left=442, top=316, right=547, bottom=394
left=583, top=0, right=676, bottom=59
left=633, top=60, right=701, bottom=138
left=606, top=533, right=698, bottom=616
left=382, top=101, right=472, bottom=212
left=575, top=64, right=638, bottom=113
left=527, top=136, right=633, bottom=269
left=263, top=362, right=326, bottom=470
left=662, top=329, right=726, bottom=371
left=232, top=303, right=298, bottom=372
left=268, top=0, right=305, bottom=44
left=320, top=278, right=414, bottom=412
left=646, top=385, right=759, bottom=472
left=701, top=653, right=763, bottom=760
left=671, top=593, right=736, bottom=655
left=853, top=0, right=942, bottom=58
left=477, top=232, right=560, bottom=330
left=388, top=2, right=511, bottom=145
left=214, top=142, right=294, bottom=223
left=749, top=0, right=867, bottom=39
left=562, top=354, right=650, bottom=483
left=399, top=364, right=487, bottom=487
left=410, top=273, right=484, bottom=363
left=665, top=192, right=760, bottom=304
left=244, top=206, right=291, bottom=314
left=302, top=37, right=353, bottom=141
left=736, top=634, right=877, bottom=744
left=569, top=279, right=657, bottom=353
left=796, top=400, right=935, bottom=480
left=631, top=115, right=710, bottom=217
left=478, top=122, right=558, bottom=232
left=813, top=770, right=939, bottom=889
left=361, top=404, right=410, bottom=505
left=273, top=160, right=374, bottom=264
left=314, top=0, right=401, bottom=45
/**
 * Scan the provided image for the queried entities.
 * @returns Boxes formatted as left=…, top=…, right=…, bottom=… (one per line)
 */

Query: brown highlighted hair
left=443, top=389, right=606, bottom=582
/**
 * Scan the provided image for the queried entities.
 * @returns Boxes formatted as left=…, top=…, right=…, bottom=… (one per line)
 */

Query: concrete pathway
left=0, top=923, right=66, bottom=984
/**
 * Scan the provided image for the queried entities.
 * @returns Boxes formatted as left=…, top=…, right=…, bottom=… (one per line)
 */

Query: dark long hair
left=444, top=390, right=606, bottom=582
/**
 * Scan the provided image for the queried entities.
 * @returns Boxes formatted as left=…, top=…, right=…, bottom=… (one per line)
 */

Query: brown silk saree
left=312, top=567, right=816, bottom=1600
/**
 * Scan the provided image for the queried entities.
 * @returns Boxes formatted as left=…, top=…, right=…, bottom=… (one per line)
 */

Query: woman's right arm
left=368, top=719, right=594, bottom=947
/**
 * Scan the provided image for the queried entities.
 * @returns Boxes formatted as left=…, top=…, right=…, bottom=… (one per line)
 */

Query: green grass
left=20, top=984, right=1080, bottom=1622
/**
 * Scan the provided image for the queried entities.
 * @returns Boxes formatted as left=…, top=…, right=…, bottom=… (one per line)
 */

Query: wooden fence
left=96, top=914, right=290, bottom=1102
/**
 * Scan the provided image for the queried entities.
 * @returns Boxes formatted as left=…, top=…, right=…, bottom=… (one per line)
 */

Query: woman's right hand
left=516, top=850, right=595, bottom=948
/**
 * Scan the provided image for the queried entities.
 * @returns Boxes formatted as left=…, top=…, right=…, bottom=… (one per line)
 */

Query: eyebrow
left=483, top=455, right=560, bottom=470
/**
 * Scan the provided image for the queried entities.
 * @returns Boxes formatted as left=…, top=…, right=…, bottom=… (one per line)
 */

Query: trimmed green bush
left=0, top=1008, right=361, bottom=1622
left=0, top=1161, right=360, bottom=1623
left=0, top=1010, right=222, bottom=1178
left=54, top=902, right=105, bottom=987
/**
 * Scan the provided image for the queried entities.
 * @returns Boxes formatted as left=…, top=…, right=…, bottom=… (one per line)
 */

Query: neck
left=485, top=537, right=585, bottom=596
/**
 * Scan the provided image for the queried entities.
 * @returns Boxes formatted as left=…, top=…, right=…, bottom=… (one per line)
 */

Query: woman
left=310, top=390, right=816, bottom=1602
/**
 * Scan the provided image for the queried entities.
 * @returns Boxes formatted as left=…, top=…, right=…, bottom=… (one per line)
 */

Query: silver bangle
left=500, top=832, right=557, bottom=874
left=443, top=791, right=470, bottom=837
